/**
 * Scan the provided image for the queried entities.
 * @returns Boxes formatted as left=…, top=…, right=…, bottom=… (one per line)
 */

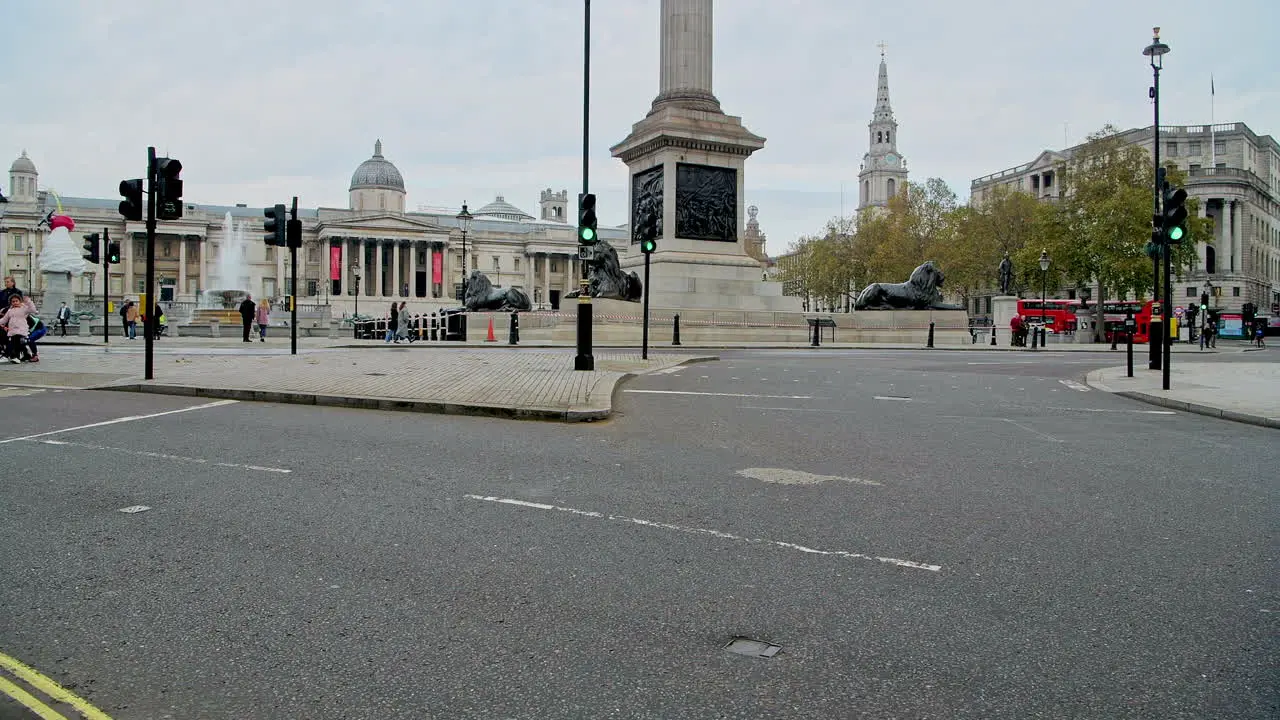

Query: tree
left=1028, top=124, right=1212, bottom=338
left=938, top=187, right=1054, bottom=303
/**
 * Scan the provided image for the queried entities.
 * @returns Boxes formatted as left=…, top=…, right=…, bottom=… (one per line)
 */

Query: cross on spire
left=877, top=41, right=887, bottom=58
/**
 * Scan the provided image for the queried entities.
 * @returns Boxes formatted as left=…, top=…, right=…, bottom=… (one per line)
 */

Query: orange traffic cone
left=486, top=317, right=496, bottom=342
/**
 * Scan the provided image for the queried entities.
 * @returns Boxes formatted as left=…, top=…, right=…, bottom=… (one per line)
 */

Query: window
left=308, top=246, right=319, bottom=263
left=162, top=241, right=171, bottom=257
left=887, top=179, right=896, bottom=197
left=10, top=233, right=23, bottom=251
left=134, top=240, right=145, bottom=257
left=492, top=256, right=500, bottom=271
left=307, top=279, right=319, bottom=296
left=514, top=257, right=521, bottom=272
left=1232, top=286, right=1241, bottom=297
left=266, top=246, right=275, bottom=261
left=876, top=131, right=882, bottom=143
left=1188, top=142, right=1201, bottom=155
left=1167, top=142, right=1178, bottom=157
left=470, top=254, right=478, bottom=270
left=135, top=279, right=145, bottom=293
left=1216, top=163, right=1226, bottom=169
left=1186, top=287, right=1196, bottom=297
left=1190, top=164, right=1201, bottom=172
left=1214, top=141, right=1226, bottom=155
left=550, top=260, right=559, bottom=273
left=885, top=132, right=890, bottom=143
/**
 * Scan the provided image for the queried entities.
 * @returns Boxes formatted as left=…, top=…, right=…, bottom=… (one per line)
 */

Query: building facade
left=1, top=141, right=619, bottom=314
left=857, top=49, right=909, bottom=216
left=970, top=122, right=1280, bottom=314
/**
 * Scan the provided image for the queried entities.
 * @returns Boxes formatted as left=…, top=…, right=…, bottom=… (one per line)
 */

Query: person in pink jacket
left=0, top=294, right=38, bottom=363
left=255, top=300, right=271, bottom=342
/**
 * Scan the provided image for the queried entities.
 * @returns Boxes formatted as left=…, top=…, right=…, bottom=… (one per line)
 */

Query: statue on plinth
left=461, top=271, right=531, bottom=311
left=853, top=261, right=963, bottom=311
left=998, top=252, right=1014, bottom=295
left=564, top=242, right=642, bottom=302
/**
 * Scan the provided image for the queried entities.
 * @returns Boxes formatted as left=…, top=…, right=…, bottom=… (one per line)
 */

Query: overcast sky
left=3, top=0, right=1276, bottom=255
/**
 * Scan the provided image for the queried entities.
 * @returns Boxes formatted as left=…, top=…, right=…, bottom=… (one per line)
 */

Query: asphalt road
left=1, top=349, right=1275, bottom=719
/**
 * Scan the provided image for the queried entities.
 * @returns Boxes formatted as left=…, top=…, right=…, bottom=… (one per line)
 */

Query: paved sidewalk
left=1086, top=360, right=1279, bottom=429
left=1, top=349, right=714, bottom=422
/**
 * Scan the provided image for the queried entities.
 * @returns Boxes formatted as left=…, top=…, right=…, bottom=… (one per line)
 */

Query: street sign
left=1174, top=306, right=1184, bottom=318
left=1273, top=303, right=1279, bottom=315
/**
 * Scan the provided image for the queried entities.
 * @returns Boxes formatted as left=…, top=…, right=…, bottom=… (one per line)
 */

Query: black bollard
left=1111, top=329, right=1118, bottom=350
left=991, top=326, right=997, bottom=346
left=672, top=314, right=682, bottom=346
left=927, top=321, right=935, bottom=348
left=811, top=320, right=821, bottom=348
left=1126, top=329, right=1134, bottom=377
left=430, top=312, right=438, bottom=341
left=353, top=318, right=359, bottom=340
left=509, top=310, right=519, bottom=345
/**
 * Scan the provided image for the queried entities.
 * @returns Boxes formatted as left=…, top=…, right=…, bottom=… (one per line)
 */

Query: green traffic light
left=580, top=227, right=595, bottom=242
left=1168, top=225, right=1184, bottom=241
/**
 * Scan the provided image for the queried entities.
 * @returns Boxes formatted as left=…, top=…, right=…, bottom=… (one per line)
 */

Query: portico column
left=541, top=253, right=550, bottom=307
left=198, top=240, right=207, bottom=294
left=372, top=241, right=383, bottom=297
left=276, top=244, right=286, bottom=298
left=525, top=251, right=534, bottom=291
left=1232, top=200, right=1242, bottom=274
left=177, top=238, right=188, bottom=297
left=408, top=242, right=419, bottom=297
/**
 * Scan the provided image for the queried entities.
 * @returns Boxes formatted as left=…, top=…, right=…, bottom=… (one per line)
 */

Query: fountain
left=190, top=212, right=259, bottom=326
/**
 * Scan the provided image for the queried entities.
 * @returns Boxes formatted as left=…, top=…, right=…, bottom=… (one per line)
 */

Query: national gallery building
left=2, top=142, right=615, bottom=313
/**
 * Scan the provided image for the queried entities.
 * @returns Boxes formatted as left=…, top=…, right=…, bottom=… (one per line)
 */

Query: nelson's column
left=610, top=0, right=800, bottom=312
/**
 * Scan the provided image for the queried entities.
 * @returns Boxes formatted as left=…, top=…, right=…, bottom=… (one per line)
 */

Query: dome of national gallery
left=474, top=195, right=534, bottom=221
left=349, top=139, right=405, bottom=192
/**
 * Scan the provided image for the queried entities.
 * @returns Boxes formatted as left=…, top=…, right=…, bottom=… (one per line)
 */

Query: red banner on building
left=330, top=246, right=342, bottom=280
left=431, top=251, right=443, bottom=284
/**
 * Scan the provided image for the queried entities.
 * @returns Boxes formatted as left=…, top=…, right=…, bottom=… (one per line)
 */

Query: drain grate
left=724, top=637, right=781, bottom=658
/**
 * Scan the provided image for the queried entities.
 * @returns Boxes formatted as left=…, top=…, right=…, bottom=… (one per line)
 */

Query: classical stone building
left=970, top=122, right=1280, bottom=314
left=857, top=47, right=909, bottom=216
left=1, top=141, right=614, bottom=313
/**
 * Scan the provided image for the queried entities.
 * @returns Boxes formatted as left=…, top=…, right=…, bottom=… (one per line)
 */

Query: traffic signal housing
left=107, top=241, right=121, bottom=264
left=155, top=158, right=184, bottom=220
left=263, top=204, right=286, bottom=246
left=578, top=193, right=598, bottom=245
left=1161, top=181, right=1188, bottom=244
left=1200, top=292, right=1209, bottom=311
left=82, top=232, right=100, bottom=264
left=119, top=179, right=144, bottom=221
left=639, top=223, right=657, bottom=254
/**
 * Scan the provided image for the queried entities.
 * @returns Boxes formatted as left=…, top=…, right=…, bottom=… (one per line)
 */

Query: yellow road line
left=0, top=674, right=70, bottom=720
left=0, top=651, right=112, bottom=720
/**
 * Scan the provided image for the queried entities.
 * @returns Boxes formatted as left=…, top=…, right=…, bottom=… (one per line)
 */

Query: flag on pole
left=1211, top=75, right=1215, bottom=95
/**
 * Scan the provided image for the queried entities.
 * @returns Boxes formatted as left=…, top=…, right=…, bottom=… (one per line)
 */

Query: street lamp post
left=1039, top=250, right=1050, bottom=347
left=1144, top=28, right=1170, bottom=372
left=456, top=203, right=472, bottom=301
left=350, top=264, right=362, bottom=317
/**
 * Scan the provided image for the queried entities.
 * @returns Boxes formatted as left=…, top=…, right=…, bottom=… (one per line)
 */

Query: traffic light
left=1160, top=181, right=1188, bottom=244
left=1200, top=292, right=1209, bottom=311
left=1242, top=302, right=1255, bottom=327
left=639, top=222, right=657, bottom=254
left=107, top=241, right=121, bottom=264
left=577, top=193, right=598, bottom=245
left=118, top=179, right=144, bottom=221
left=155, top=158, right=184, bottom=220
left=82, top=232, right=100, bottom=264
left=263, top=204, right=286, bottom=246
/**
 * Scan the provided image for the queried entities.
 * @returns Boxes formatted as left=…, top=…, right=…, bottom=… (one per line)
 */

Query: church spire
left=872, top=42, right=894, bottom=124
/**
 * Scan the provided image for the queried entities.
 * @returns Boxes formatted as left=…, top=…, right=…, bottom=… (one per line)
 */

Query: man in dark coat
left=238, top=294, right=256, bottom=343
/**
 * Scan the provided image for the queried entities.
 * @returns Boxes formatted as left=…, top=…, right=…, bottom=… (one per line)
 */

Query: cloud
left=2, top=0, right=1276, bottom=254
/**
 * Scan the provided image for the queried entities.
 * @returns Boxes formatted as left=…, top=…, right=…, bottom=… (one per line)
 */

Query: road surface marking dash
left=874, top=395, right=913, bottom=402
left=624, top=390, right=814, bottom=399
left=31, top=440, right=291, bottom=473
left=0, top=400, right=238, bottom=445
left=1058, top=379, right=1091, bottom=392
left=464, top=494, right=939, bottom=572
left=0, top=649, right=113, bottom=719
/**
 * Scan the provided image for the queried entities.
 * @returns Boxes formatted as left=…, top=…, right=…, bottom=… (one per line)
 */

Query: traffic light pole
left=290, top=196, right=299, bottom=356
left=103, top=228, right=110, bottom=345
left=574, top=0, right=595, bottom=372
left=642, top=251, right=651, bottom=360
left=1149, top=70, right=1163, bottom=373
left=144, top=146, right=157, bottom=381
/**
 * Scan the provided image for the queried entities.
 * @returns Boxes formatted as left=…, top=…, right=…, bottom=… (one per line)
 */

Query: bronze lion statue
left=854, top=261, right=963, bottom=311
left=564, top=243, right=643, bottom=302
left=462, top=270, right=531, bottom=311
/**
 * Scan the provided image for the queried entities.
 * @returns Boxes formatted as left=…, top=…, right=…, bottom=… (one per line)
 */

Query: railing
left=971, top=162, right=1035, bottom=187
left=1159, top=123, right=1242, bottom=135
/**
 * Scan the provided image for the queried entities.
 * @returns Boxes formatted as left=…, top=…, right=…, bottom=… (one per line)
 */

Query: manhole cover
left=365, top=372, right=387, bottom=376
left=724, top=637, right=781, bottom=658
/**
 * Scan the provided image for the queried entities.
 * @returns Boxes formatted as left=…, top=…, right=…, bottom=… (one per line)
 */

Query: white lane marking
left=624, top=390, right=815, bottom=399
left=737, top=467, right=881, bottom=486
left=966, top=361, right=1034, bottom=365
left=874, top=395, right=912, bottom=402
left=1058, top=379, right=1091, bottom=392
left=1045, top=407, right=1176, bottom=415
left=1001, top=418, right=1063, bottom=443
left=649, top=366, right=684, bottom=375
left=940, top=415, right=1063, bottom=443
left=31, top=439, right=292, bottom=473
left=741, top=406, right=858, bottom=414
left=464, top=494, right=940, bottom=572
left=118, top=505, right=152, bottom=514
left=0, top=400, right=239, bottom=445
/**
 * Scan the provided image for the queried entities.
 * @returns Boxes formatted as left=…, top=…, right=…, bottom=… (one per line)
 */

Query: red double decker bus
left=1016, top=299, right=1079, bottom=334
left=1098, top=300, right=1156, bottom=343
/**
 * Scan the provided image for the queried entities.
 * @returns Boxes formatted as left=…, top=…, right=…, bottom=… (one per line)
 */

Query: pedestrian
left=396, top=301, right=412, bottom=343
left=256, top=299, right=270, bottom=342
left=1010, top=314, right=1024, bottom=347
left=1255, top=322, right=1265, bottom=348
left=385, top=302, right=399, bottom=343
left=238, top=294, right=256, bottom=343
left=57, top=302, right=72, bottom=336
left=0, top=294, right=38, bottom=363
left=125, top=301, right=139, bottom=340
left=0, top=276, right=19, bottom=309
left=153, top=302, right=164, bottom=340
